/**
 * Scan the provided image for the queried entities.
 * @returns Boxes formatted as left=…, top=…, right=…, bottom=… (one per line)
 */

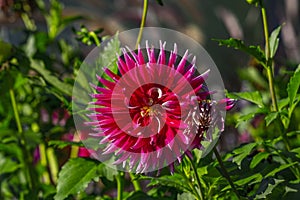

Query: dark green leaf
left=214, top=38, right=266, bottom=67
left=265, top=112, right=279, bottom=126
left=54, top=158, right=98, bottom=200
left=155, top=0, right=164, bottom=6
left=227, top=91, right=264, bottom=108
left=287, top=65, right=300, bottom=107
left=250, top=152, right=270, bottom=168
left=0, top=41, right=13, bottom=64
left=269, top=26, right=281, bottom=58
left=127, top=191, right=157, bottom=200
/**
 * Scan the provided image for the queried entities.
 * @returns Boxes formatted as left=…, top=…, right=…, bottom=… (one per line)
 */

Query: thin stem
left=135, top=0, right=148, bottom=49
left=186, top=155, right=204, bottom=200
left=129, top=173, right=142, bottom=191
left=9, top=88, right=37, bottom=198
left=260, top=0, right=291, bottom=151
left=213, top=147, right=240, bottom=199
left=260, top=1, right=278, bottom=112
left=116, top=172, right=124, bottom=200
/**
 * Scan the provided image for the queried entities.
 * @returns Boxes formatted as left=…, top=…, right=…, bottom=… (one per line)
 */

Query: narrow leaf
left=269, top=26, right=281, bottom=58
left=232, top=143, right=258, bottom=166
left=265, top=162, right=298, bottom=178
left=250, top=152, right=270, bottom=168
left=287, top=65, right=300, bottom=107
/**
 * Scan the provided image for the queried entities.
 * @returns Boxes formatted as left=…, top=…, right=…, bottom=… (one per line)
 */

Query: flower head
left=87, top=41, right=234, bottom=173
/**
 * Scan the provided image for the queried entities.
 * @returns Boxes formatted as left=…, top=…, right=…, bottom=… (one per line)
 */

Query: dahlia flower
left=87, top=41, right=234, bottom=173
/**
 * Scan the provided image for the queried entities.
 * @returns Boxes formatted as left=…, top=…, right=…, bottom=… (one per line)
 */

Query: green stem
left=186, top=155, right=204, bottom=200
left=260, top=1, right=278, bottom=112
left=135, top=0, right=148, bottom=49
left=9, top=88, right=37, bottom=198
left=260, top=0, right=291, bottom=151
left=213, top=147, right=240, bottom=199
left=116, top=172, right=124, bottom=200
left=129, top=173, right=142, bottom=191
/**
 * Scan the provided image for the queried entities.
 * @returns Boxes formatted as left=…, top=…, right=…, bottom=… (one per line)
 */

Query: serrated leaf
left=215, top=38, right=266, bottom=67
left=227, top=91, right=264, bottom=108
left=54, top=158, right=98, bottom=200
left=250, top=152, right=270, bottom=168
left=265, top=112, right=279, bottom=126
left=255, top=179, right=284, bottom=199
left=287, top=65, right=300, bottom=107
left=232, top=143, right=258, bottom=166
left=97, top=34, right=121, bottom=74
left=269, top=26, right=281, bottom=58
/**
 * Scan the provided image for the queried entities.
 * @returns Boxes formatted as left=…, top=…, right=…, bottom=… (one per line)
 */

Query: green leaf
left=31, top=60, right=73, bottom=96
left=265, top=112, right=279, bottom=126
left=214, top=38, right=266, bottom=67
left=177, top=192, right=195, bottom=200
left=250, top=152, right=270, bottom=168
left=227, top=91, right=264, bottom=108
left=232, top=143, right=258, bottom=166
left=0, top=153, right=21, bottom=174
left=255, top=179, right=284, bottom=199
left=265, top=162, right=298, bottom=178
left=234, top=173, right=262, bottom=186
left=54, top=158, right=98, bottom=200
left=48, top=140, right=84, bottom=149
left=287, top=65, right=300, bottom=107
left=0, top=41, right=13, bottom=64
left=127, top=191, right=157, bottom=200
left=97, top=34, right=121, bottom=74
left=97, top=163, right=118, bottom=182
left=146, top=174, right=191, bottom=193
left=269, top=26, right=282, bottom=58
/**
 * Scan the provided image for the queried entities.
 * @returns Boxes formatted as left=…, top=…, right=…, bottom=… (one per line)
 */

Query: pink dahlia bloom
left=87, top=42, right=234, bottom=173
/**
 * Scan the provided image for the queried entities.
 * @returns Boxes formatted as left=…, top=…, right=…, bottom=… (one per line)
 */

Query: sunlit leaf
left=250, top=152, right=270, bottom=168
left=54, top=158, right=98, bottom=200
left=255, top=179, right=284, bottom=199
left=227, top=91, right=264, bottom=108
left=287, top=65, right=300, bottom=107
left=265, top=112, right=279, bottom=126
left=232, top=143, right=258, bottom=166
